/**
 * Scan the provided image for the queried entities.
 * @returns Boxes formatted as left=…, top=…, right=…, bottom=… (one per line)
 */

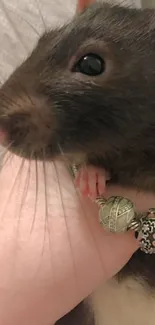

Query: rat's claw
left=97, top=173, right=107, bottom=197
left=75, top=165, right=108, bottom=200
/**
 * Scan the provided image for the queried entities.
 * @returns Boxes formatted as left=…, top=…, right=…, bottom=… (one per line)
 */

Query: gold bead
left=96, top=196, right=135, bottom=233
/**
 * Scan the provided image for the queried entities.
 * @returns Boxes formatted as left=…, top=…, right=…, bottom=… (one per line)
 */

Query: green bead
left=97, top=196, right=135, bottom=233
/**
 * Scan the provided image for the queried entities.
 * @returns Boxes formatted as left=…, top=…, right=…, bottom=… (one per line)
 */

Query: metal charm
left=96, top=196, right=135, bottom=233
left=96, top=197, right=155, bottom=254
left=138, top=209, right=155, bottom=254
left=139, top=218, right=155, bottom=254
left=128, top=219, right=142, bottom=232
left=71, top=163, right=155, bottom=254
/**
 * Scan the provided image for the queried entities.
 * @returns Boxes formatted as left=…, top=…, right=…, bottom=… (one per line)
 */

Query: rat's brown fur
left=1, top=2, right=155, bottom=324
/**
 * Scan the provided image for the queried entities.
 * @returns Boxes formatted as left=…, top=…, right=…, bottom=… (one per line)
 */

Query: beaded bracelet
left=71, top=164, right=155, bottom=254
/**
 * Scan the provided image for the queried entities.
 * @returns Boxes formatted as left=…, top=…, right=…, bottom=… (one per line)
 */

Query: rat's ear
left=76, top=0, right=95, bottom=12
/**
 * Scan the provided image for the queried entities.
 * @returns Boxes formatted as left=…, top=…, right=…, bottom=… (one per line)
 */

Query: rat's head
left=1, top=0, right=155, bottom=190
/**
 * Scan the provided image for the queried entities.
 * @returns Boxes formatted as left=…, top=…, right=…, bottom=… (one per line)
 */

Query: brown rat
left=1, top=1, right=155, bottom=192
left=1, top=0, right=155, bottom=324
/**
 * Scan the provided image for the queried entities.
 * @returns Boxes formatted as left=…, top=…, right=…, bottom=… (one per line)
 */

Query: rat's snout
left=0, top=86, right=57, bottom=159
left=0, top=111, right=37, bottom=148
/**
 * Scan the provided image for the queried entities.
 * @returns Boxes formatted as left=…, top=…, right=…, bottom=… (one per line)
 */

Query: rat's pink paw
left=75, top=165, right=108, bottom=200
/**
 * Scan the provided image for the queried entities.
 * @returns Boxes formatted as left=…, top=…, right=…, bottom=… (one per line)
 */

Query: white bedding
left=0, top=0, right=77, bottom=82
left=0, top=0, right=141, bottom=83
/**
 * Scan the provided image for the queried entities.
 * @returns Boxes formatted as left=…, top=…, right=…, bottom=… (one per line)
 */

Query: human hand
left=0, top=153, right=138, bottom=325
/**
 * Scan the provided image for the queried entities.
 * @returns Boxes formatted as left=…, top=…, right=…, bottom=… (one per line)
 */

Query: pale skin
left=0, top=150, right=152, bottom=325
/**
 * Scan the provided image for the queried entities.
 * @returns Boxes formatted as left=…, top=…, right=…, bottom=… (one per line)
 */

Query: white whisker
left=0, top=155, right=25, bottom=223
left=30, top=156, right=39, bottom=234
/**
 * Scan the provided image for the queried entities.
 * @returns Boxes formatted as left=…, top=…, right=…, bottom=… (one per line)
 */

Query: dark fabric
left=55, top=301, right=94, bottom=325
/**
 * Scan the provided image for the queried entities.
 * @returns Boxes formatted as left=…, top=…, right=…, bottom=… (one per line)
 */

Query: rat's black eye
left=73, top=53, right=105, bottom=76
